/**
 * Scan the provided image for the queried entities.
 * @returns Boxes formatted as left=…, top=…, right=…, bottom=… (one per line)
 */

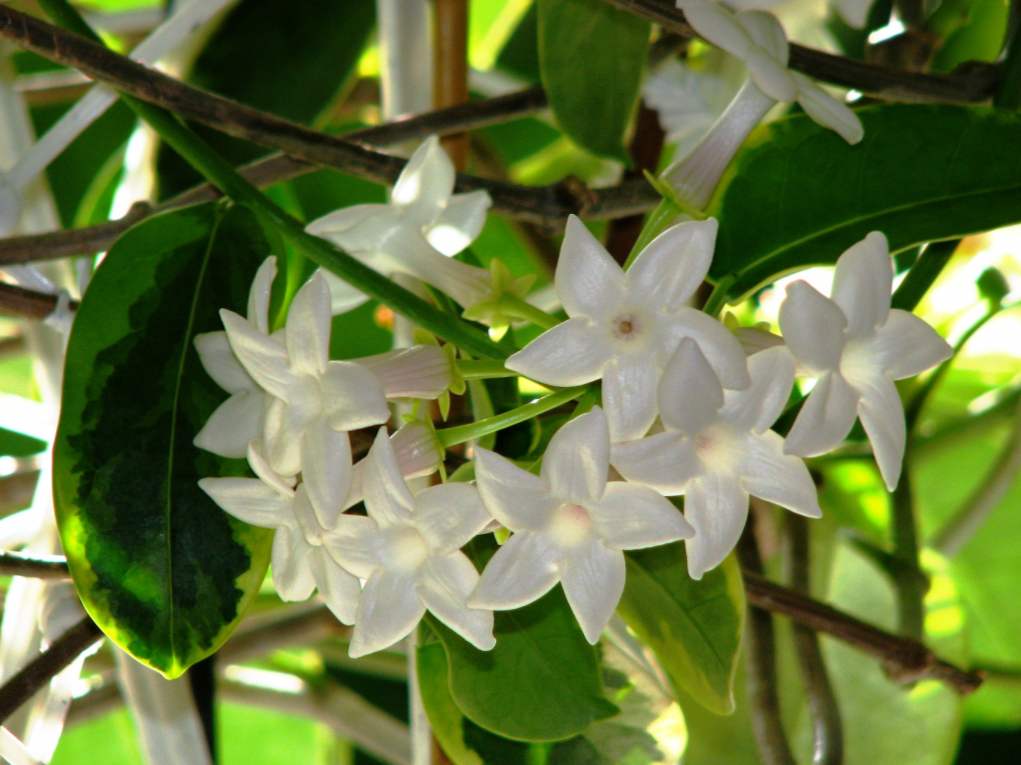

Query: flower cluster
left=194, top=137, right=949, bottom=655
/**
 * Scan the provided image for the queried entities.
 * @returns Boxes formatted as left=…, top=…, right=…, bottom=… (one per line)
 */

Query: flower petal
left=310, top=549, right=360, bottom=624
left=872, top=309, right=951, bottom=380
left=415, top=483, right=491, bottom=553
left=627, top=219, right=718, bottom=313
left=286, top=274, right=332, bottom=376
left=741, top=431, right=821, bottom=517
left=247, top=256, right=278, bottom=334
left=272, top=527, right=316, bottom=602
left=832, top=232, right=892, bottom=338
left=427, top=190, right=491, bottom=256
left=263, top=397, right=305, bottom=477
left=301, top=422, right=353, bottom=527
left=417, top=554, right=495, bottom=651
left=193, top=391, right=264, bottom=459
left=559, top=539, right=625, bottom=644
left=305, top=203, right=393, bottom=243
left=664, top=309, right=751, bottom=390
left=683, top=473, right=749, bottom=580
left=857, top=374, right=907, bottom=491
left=194, top=331, right=252, bottom=394
left=321, top=361, right=390, bottom=430
left=720, top=346, right=795, bottom=433
left=679, top=1, right=752, bottom=60
left=391, top=136, right=455, bottom=221
left=319, top=269, right=370, bottom=314
left=199, top=477, right=290, bottom=528
left=247, top=440, right=296, bottom=496
left=784, top=371, right=860, bottom=457
left=602, top=354, right=659, bottom=442
left=505, top=317, right=612, bottom=386
left=357, top=346, right=452, bottom=400
left=220, top=309, right=294, bottom=399
left=363, top=428, right=416, bottom=527
left=793, top=74, right=863, bottom=144
left=469, top=531, right=560, bottom=610
left=473, top=448, right=556, bottom=531
left=588, top=483, right=693, bottom=549
left=542, top=407, right=610, bottom=504
left=325, top=514, right=382, bottom=579
left=610, top=431, right=699, bottom=495
left=778, top=281, right=847, bottom=372
left=658, top=338, right=723, bottom=435
left=349, top=570, right=426, bottom=658
left=556, top=215, right=625, bottom=319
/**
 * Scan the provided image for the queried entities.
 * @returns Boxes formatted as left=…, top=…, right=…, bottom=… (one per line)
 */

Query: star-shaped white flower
left=778, top=232, right=952, bottom=490
left=328, top=429, right=495, bottom=657
left=470, top=407, right=693, bottom=643
left=193, top=256, right=278, bottom=459
left=219, top=272, right=390, bottom=476
left=506, top=215, right=748, bottom=441
left=612, top=340, right=821, bottom=580
left=306, top=135, right=492, bottom=311
left=676, top=1, right=863, bottom=143
left=199, top=427, right=361, bottom=624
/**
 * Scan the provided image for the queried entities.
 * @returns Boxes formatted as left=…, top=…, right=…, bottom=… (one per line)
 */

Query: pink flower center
left=549, top=502, right=594, bottom=547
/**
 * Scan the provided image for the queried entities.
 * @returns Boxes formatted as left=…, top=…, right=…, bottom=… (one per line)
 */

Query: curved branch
left=603, top=0, right=998, bottom=103
left=0, top=282, right=77, bottom=319
left=0, top=551, right=72, bottom=579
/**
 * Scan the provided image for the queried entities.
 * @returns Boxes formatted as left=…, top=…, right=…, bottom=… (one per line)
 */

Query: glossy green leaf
left=711, top=105, right=1021, bottom=298
left=537, top=0, right=649, bottom=161
left=53, top=203, right=274, bottom=678
left=616, top=543, right=745, bottom=715
left=426, top=587, right=618, bottom=742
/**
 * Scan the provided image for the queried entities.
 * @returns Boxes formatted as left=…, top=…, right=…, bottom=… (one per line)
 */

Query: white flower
left=219, top=272, right=390, bottom=476
left=193, top=256, right=277, bottom=459
left=199, top=428, right=361, bottom=624
left=663, top=2, right=863, bottom=209
left=612, top=340, right=821, bottom=580
left=778, top=232, right=952, bottom=490
left=470, top=407, right=693, bottom=643
left=306, top=135, right=492, bottom=311
left=328, top=429, right=495, bottom=657
left=506, top=215, right=748, bottom=441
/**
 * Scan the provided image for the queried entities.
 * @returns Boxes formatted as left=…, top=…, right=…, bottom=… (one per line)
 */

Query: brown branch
left=0, top=615, right=102, bottom=724
left=0, top=7, right=653, bottom=231
left=433, top=0, right=470, bottom=169
left=0, top=282, right=78, bottom=319
left=743, top=571, right=983, bottom=694
left=602, top=0, right=999, bottom=103
left=0, top=551, right=72, bottom=580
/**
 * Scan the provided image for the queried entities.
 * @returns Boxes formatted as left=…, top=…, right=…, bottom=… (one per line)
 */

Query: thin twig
left=0, top=282, right=77, bottom=320
left=738, top=528, right=796, bottom=765
left=0, top=551, right=71, bottom=579
left=0, top=7, right=656, bottom=229
left=787, top=516, right=843, bottom=765
left=743, top=571, right=982, bottom=694
left=0, top=615, right=102, bottom=723
left=602, top=0, right=999, bottom=103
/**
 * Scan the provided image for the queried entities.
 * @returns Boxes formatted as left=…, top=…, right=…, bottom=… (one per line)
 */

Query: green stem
left=702, top=276, right=736, bottom=317
left=890, top=240, right=958, bottom=312
left=436, top=386, right=587, bottom=448
left=891, top=472, right=926, bottom=640
left=498, top=295, right=560, bottom=330
left=39, top=0, right=504, bottom=361
left=456, top=358, right=516, bottom=380
left=622, top=197, right=680, bottom=270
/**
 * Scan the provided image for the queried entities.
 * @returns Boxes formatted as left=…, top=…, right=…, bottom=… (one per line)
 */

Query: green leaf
left=616, top=543, right=745, bottom=715
left=710, top=105, right=1021, bottom=298
left=53, top=202, right=274, bottom=678
left=537, top=0, right=649, bottom=161
left=426, top=587, right=618, bottom=742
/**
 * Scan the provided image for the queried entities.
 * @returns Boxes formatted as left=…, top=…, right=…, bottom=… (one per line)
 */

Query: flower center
left=611, top=312, right=641, bottom=341
left=839, top=339, right=877, bottom=389
left=549, top=503, right=594, bottom=547
left=385, top=526, right=430, bottom=572
left=692, top=424, right=742, bottom=474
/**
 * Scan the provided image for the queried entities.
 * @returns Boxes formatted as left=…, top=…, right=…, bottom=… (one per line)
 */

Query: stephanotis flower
left=470, top=407, right=693, bottom=643
left=199, top=429, right=361, bottom=624
left=612, top=340, right=821, bottom=580
left=306, top=135, right=492, bottom=311
left=219, top=272, right=390, bottom=476
left=778, top=232, right=952, bottom=490
left=328, top=429, right=495, bottom=657
left=664, top=2, right=862, bottom=209
left=193, top=256, right=278, bottom=459
left=506, top=215, right=748, bottom=441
